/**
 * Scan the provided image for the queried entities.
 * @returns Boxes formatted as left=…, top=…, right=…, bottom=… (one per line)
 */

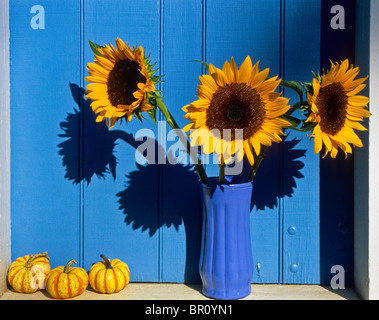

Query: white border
left=0, top=0, right=10, bottom=297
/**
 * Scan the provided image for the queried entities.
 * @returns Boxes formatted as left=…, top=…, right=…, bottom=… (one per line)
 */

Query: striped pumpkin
left=89, top=254, right=130, bottom=293
left=45, top=259, right=88, bottom=299
left=7, top=252, right=51, bottom=293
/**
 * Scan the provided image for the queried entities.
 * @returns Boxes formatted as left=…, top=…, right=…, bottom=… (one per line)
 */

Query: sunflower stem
left=154, top=94, right=209, bottom=184
left=247, top=146, right=269, bottom=182
left=279, top=80, right=304, bottom=105
left=219, top=163, right=226, bottom=184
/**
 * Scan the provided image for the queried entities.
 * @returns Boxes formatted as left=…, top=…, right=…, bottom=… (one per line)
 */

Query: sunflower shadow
left=248, top=135, right=307, bottom=211
left=58, top=84, right=306, bottom=282
left=58, top=83, right=127, bottom=185
left=116, top=156, right=202, bottom=282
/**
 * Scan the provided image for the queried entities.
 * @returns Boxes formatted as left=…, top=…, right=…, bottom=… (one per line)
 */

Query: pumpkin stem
left=100, top=254, right=113, bottom=269
left=64, top=259, right=77, bottom=273
left=25, top=252, right=49, bottom=268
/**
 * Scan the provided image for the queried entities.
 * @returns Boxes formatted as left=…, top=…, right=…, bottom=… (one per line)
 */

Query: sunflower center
left=107, top=59, right=146, bottom=107
left=206, top=83, right=266, bottom=140
left=227, top=102, right=245, bottom=122
left=316, top=82, right=348, bottom=136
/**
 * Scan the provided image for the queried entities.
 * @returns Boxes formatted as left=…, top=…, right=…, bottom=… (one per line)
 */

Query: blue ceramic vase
left=199, top=177, right=253, bottom=300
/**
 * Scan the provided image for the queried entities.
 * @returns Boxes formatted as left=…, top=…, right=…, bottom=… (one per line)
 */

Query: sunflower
left=182, top=56, right=291, bottom=166
left=306, top=59, right=370, bottom=158
left=85, top=38, right=157, bottom=129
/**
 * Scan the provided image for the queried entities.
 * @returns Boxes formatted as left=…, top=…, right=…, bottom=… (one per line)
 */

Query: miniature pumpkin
left=89, top=254, right=130, bottom=293
left=7, top=252, right=50, bottom=293
left=45, top=259, right=88, bottom=299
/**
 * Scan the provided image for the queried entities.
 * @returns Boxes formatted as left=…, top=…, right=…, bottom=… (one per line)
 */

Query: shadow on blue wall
left=58, top=83, right=306, bottom=282
left=58, top=83, right=118, bottom=184
left=117, top=161, right=202, bottom=282
left=250, top=138, right=306, bottom=211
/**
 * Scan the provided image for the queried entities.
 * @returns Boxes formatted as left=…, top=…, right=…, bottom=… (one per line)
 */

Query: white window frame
left=0, top=0, right=378, bottom=299
left=0, top=0, right=10, bottom=297
left=354, top=0, right=379, bottom=300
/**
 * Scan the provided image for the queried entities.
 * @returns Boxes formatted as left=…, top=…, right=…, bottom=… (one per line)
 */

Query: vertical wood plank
left=160, top=0, right=204, bottom=283
left=10, top=0, right=81, bottom=268
left=354, top=0, right=370, bottom=299
left=82, top=0, right=161, bottom=281
left=319, top=0, right=355, bottom=286
left=282, top=0, right=321, bottom=284
left=206, top=0, right=282, bottom=283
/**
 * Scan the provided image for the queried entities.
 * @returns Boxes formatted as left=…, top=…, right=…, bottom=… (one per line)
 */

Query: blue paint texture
left=10, top=0, right=354, bottom=284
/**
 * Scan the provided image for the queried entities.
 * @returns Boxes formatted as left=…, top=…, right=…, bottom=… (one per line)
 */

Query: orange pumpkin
left=89, top=254, right=130, bottom=293
left=7, top=252, right=51, bottom=293
left=45, top=259, right=88, bottom=299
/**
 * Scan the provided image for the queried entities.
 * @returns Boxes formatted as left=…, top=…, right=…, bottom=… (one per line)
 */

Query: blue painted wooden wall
left=10, top=0, right=355, bottom=285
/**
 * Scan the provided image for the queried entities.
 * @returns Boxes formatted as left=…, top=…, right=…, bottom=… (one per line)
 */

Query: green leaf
left=281, top=114, right=301, bottom=128
left=303, top=83, right=314, bottom=95
left=134, top=111, right=143, bottom=123
left=190, top=60, right=210, bottom=72
left=285, top=120, right=317, bottom=133
left=299, top=121, right=317, bottom=132
left=88, top=39, right=103, bottom=55
left=286, top=102, right=303, bottom=116
left=279, top=80, right=304, bottom=103
left=147, top=108, right=157, bottom=125
left=146, top=92, right=159, bottom=125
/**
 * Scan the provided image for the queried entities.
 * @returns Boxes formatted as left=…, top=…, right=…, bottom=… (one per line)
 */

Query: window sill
left=0, top=283, right=359, bottom=300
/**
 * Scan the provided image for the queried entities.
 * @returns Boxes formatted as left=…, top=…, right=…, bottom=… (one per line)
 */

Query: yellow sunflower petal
left=313, top=132, right=323, bottom=155
left=229, top=57, right=239, bottom=83
left=347, top=95, right=370, bottom=106
left=238, top=56, right=253, bottom=83
left=346, top=84, right=366, bottom=96
left=95, top=55, right=115, bottom=70
left=85, top=75, right=108, bottom=84
left=242, top=140, right=254, bottom=166
left=199, top=74, right=218, bottom=92
left=209, top=64, right=227, bottom=87
left=183, top=122, right=195, bottom=132
left=345, top=119, right=367, bottom=131
left=251, top=68, right=270, bottom=88
left=197, top=84, right=214, bottom=101
left=222, top=60, right=235, bottom=83
left=250, top=137, right=261, bottom=156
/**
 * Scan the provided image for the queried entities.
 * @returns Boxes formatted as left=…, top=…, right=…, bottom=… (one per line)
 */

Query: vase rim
left=200, top=176, right=253, bottom=190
